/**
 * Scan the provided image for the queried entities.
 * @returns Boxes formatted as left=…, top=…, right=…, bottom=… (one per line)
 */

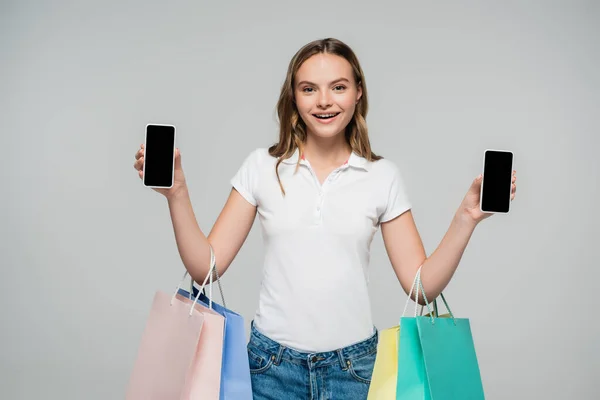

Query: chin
left=311, top=126, right=343, bottom=139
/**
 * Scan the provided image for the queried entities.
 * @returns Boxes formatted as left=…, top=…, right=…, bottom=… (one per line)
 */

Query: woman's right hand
left=134, top=144, right=188, bottom=199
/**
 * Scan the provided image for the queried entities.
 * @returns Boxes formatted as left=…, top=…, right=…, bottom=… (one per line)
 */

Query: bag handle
left=401, top=266, right=456, bottom=325
left=401, top=265, right=430, bottom=318
left=415, top=271, right=456, bottom=325
left=188, top=249, right=226, bottom=309
left=187, top=244, right=227, bottom=309
left=170, top=243, right=219, bottom=315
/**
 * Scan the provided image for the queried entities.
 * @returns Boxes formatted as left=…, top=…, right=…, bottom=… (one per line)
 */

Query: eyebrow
left=296, top=78, right=351, bottom=87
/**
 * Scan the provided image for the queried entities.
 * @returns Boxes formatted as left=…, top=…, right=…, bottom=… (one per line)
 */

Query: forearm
left=166, top=188, right=212, bottom=284
left=417, top=211, right=477, bottom=305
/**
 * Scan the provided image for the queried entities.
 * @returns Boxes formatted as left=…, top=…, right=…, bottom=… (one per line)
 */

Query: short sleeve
left=379, top=164, right=412, bottom=223
left=230, top=149, right=261, bottom=206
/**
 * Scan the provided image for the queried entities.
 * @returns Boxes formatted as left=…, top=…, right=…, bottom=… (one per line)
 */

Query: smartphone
left=480, top=149, right=514, bottom=214
left=143, top=123, right=176, bottom=189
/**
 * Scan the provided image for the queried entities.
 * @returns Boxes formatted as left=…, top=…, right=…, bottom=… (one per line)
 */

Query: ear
left=356, top=83, right=363, bottom=104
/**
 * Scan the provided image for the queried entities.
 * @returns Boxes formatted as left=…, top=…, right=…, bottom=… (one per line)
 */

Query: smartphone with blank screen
left=480, top=149, right=514, bottom=214
left=142, top=124, right=176, bottom=189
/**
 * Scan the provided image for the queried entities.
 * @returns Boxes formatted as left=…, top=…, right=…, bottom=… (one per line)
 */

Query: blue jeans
left=247, top=322, right=378, bottom=399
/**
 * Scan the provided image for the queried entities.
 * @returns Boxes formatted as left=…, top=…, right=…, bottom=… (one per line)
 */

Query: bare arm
left=381, top=172, right=517, bottom=305
left=167, top=187, right=257, bottom=284
left=381, top=210, right=476, bottom=306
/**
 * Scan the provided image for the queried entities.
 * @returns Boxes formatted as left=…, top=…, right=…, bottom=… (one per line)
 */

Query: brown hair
left=269, top=37, right=382, bottom=195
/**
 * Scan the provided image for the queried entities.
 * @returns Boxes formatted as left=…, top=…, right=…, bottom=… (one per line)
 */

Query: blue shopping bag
left=396, top=268, right=485, bottom=400
left=177, top=244, right=252, bottom=400
left=177, top=284, right=253, bottom=400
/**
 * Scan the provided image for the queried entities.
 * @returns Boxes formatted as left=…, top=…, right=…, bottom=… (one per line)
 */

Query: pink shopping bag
left=175, top=292, right=224, bottom=399
left=126, top=290, right=205, bottom=400
left=126, top=253, right=225, bottom=400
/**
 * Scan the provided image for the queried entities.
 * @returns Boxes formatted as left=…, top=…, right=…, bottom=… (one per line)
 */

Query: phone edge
left=142, top=123, right=176, bottom=189
left=479, top=149, right=513, bottom=214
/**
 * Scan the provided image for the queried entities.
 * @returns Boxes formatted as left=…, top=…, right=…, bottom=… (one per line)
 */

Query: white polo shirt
left=231, top=147, right=411, bottom=352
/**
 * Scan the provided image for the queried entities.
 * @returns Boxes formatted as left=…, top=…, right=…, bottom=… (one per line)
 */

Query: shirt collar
left=281, top=148, right=370, bottom=171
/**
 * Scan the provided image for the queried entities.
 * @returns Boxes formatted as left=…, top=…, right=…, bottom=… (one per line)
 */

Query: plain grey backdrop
left=2, top=0, right=598, bottom=399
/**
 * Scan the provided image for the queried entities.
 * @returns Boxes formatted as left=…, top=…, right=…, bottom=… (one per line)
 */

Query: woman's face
left=294, top=53, right=362, bottom=140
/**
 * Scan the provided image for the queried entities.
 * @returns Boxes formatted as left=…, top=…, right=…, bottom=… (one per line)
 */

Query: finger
left=512, top=184, right=517, bottom=193
left=135, top=148, right=144, bottom=160
left=134, top=157, right=144, bottom=170
left=139, top=170, right=143, bottom=179
left=174, top=148, right=181, bottom=169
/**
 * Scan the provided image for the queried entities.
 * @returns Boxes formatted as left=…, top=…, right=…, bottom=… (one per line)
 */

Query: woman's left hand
left=460, top=170, right=517, bottom=225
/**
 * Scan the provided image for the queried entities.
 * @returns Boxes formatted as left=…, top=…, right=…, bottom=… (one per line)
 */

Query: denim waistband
left=248, top=321, right=378, bottom=369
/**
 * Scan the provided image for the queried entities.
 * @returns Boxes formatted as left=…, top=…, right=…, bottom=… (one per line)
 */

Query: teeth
left=315, top=113, right=338, bottom=118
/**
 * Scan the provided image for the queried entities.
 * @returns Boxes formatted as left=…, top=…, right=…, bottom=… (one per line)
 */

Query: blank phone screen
left=481, top=150, right=513, bottom=213
left=143, top=124, right=175, bottom=188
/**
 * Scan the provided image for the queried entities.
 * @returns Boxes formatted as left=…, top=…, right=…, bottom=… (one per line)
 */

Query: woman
left=133, top=37, right=517, bottom=399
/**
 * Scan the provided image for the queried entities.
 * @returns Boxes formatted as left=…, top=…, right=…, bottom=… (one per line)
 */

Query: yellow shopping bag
left=367, top=325, right=400, bottom=399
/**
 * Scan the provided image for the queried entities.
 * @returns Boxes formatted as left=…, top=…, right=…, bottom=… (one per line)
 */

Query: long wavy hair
left=269, top=37, right=382, bottom=195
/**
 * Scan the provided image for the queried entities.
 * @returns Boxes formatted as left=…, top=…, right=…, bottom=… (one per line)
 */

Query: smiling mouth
left=312, top=112, right=340, bottom=120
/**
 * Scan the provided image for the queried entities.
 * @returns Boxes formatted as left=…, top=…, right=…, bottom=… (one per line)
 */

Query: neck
left=303, top=133, right=351, bottom=167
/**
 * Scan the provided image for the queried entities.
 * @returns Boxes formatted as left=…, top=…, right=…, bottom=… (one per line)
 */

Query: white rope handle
left=401, top=265, right=451, bottom=325
left=400, top=266, right=430, bottom=318
left=190, top=244, right=217, bottom=315
left=401, top=265, right=423, bottom=318
left=187, top=244, right=227, bottom=308
left=169, top=244, right=217, bottom=316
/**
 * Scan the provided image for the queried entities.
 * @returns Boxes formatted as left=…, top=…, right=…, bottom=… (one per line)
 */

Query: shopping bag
left=179, top=243, right=252, bottom=399
left=396, top=268, right=485, bottom=400
left=367, top=325, right=400, bottom=399
left=197, top=286, right=252, bottom=400
left=175, top=248, right=225, bottom=400
left=179, top=284, right=253, bottom=400
left=125, top=282, right=205, bottom=399
left=126, top=247, right=225, bottom=400
left=368, top=268, right=452, bottom=400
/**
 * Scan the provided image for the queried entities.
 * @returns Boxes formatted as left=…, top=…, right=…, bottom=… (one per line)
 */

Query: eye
left=333, top=85, right=346, bottom=91
left=302, top=87, right=314, bottom=93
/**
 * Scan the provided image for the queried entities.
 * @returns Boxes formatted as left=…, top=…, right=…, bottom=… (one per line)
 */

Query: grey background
left=2, top=0, right=598, bottom=399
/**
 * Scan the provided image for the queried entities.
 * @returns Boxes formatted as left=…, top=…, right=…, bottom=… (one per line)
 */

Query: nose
left=317, top=90, right=332, bottom=109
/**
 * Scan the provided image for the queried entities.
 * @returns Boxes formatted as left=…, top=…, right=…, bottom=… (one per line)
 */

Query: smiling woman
left=132, top=36, right=517, bottom=400
left=297, top=73, right=356, bottom=129
left=268, top=38, right=383, bottom=195
left=237, top=38, right=398, bottom=399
